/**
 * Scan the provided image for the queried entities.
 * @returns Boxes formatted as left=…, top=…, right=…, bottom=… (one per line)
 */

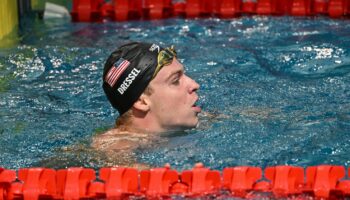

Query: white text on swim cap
left=117, top=68, right=141, bottom=95
left=149, top=44, right=160, bottom=53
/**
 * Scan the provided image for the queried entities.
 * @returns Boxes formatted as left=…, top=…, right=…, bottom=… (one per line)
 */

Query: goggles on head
left=152, top=46, right=177, bottom=78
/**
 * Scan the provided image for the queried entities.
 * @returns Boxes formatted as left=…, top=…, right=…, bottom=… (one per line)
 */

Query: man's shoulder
left=91, top=129, right=149, bottom=152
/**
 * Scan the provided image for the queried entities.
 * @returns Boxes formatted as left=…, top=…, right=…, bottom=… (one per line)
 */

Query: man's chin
left=186, top=118, right=199, bottom=129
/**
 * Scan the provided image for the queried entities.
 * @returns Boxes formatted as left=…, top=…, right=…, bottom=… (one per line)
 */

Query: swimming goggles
left=152, top=46, right=177, bottom=78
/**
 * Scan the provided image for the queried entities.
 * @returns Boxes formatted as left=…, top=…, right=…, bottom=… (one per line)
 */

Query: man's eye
left=172, top=79, right=180, bottom=85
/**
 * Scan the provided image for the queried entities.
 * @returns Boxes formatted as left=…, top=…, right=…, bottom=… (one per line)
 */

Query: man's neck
left=126, top=114, right=166, bottom=134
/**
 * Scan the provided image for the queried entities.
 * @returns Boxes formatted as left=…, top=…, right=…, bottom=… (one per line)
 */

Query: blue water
left=0, top=16, right=349, bottom=170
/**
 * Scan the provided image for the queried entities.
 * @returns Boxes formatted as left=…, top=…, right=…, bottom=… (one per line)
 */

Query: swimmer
left=92, top=42, right=201, bottom=168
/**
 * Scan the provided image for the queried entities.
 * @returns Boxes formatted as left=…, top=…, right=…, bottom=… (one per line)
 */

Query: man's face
left=147, top=58, right=201, bottom=131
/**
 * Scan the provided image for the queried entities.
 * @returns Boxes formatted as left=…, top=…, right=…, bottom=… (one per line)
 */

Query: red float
left=314, top=0, right=329, bottom=14
left=71, top=0, right=104, bottom=22
left=329, top=0, right=347, bottom=17
left=219, top=0, right=242, bottom=18
left=291, top=0, right=313, bottom=16
left=242, top=0, right=257, bottom=14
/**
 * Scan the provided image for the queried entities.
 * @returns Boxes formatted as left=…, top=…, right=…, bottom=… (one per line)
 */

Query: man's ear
left=132, top=93, right=150, bottom=112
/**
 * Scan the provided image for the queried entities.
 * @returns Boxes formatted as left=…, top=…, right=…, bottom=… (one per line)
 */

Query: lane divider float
left=71, top=0, right=350, bottom=22
left=1, top=164, right=350, bottom=199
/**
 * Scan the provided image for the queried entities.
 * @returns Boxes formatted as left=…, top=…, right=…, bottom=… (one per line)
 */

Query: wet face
left=147, top=58, right=201, bottom=131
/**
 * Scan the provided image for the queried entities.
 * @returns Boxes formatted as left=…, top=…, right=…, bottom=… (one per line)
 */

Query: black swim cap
left=102, top=42, right=168, bottom=115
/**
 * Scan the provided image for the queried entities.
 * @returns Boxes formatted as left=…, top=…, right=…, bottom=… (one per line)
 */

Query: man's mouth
left=192, top=99, right=202, bottom=113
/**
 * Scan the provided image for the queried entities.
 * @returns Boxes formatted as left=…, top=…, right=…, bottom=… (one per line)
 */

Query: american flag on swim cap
left=105, top=58, right=130, bottom=87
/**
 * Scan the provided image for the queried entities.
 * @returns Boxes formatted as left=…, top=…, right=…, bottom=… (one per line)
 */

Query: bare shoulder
left=91, top=129, right=157, bottom=169
left=91, top=128, right=153, bottom=153
left=93, top=129, right=132, bottom=151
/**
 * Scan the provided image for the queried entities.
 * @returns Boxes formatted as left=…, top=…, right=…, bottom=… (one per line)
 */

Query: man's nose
left=187, top=75, right=199, bottom=93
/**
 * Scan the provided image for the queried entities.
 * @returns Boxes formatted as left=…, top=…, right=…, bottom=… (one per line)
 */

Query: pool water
left=0, top=16, right=349, bottom=170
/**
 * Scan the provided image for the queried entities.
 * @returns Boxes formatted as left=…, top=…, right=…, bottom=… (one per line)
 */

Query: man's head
left=103, top=42, right=201, bottom=132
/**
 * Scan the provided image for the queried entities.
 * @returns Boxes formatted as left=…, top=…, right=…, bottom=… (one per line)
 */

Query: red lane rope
left=71, top=0, right=350, bottom=22
left=1, top=164, right=350, bottom=199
